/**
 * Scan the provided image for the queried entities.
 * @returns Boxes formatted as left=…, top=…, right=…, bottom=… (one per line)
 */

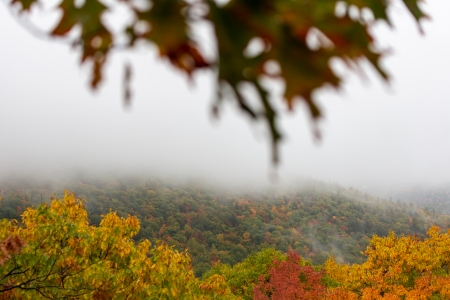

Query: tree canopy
left=0, top=192, right=236, bottom=299
left=7, top=0, right=427, bottom=162
left=325, top=226, right=450, bottom=298
left=3, top=188, right=450, bottom=298
left=2, top=177, right=448, bottom=277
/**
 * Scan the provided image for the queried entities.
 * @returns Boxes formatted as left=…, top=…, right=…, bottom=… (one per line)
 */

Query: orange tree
left=0, top=192, right=237, bottom=299
left=325, top=226, right=450, bottom=299
left=6, top=0, right=427, bottom=163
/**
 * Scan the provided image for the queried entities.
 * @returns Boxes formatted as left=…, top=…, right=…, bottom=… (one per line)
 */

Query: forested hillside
left=1, top=177, right=449, bottom=276
left=3, top=191, right=450, bottom=299
left=392, top=184, right=450, bottom=215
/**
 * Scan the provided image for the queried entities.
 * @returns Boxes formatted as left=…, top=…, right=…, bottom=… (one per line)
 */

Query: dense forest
left=1, top=177, right=449, bottom=277
left=392, top=184, right=450, bottom=215
left=2, top=190, right=450, bottom=299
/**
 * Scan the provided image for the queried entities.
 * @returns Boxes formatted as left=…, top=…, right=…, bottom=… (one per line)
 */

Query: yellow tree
left=325, top=226, right=450, bottom=299
left=0, top=191, right=237, bottom=299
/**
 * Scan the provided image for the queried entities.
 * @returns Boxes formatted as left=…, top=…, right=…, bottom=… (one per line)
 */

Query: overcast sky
left=1, top=0, right=449, bottom=192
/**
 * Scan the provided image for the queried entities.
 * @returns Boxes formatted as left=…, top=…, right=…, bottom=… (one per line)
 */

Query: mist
left=1, top=0, right=450, bottom=195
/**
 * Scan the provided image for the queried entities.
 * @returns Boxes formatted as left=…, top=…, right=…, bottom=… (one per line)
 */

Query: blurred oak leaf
left=51, top=0, right=112, bottom=88
left=7, top=0, right=428, bottom=164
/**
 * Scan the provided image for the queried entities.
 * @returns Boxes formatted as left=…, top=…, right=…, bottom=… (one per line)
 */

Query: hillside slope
left=1, top=177, right=448, bottom=276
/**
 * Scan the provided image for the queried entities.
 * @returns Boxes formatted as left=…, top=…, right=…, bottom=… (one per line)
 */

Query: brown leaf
left=0, top=236, right=27, bottom=266
left=133, top=0, right=209, bottom=75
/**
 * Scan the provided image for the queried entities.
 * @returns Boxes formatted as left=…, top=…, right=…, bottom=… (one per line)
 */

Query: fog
left=1, top=1, right=449, bottom=194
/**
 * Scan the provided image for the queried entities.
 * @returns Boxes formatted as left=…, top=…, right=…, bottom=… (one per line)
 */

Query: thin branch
left=1, top=265, right=27, bottom=281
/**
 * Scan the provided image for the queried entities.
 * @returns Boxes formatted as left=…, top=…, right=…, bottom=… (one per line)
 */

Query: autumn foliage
left=253, top=251, right=326, bottom=300
left=0, top=192, right=235, bottom=299
left=203, top=226, right=450, bottom=299
left=3, top=190, right=450, bottom=299
left=326, top=226, right=450, bottom=299
left=0, top=235, right=26, bottom=266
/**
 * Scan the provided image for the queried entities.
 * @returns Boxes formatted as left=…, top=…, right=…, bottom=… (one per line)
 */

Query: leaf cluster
left=326, top=226, right=450, bottom=298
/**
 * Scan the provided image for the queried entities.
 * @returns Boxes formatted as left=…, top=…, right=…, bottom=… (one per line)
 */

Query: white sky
left=1, top=0, right=449, bottom=192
